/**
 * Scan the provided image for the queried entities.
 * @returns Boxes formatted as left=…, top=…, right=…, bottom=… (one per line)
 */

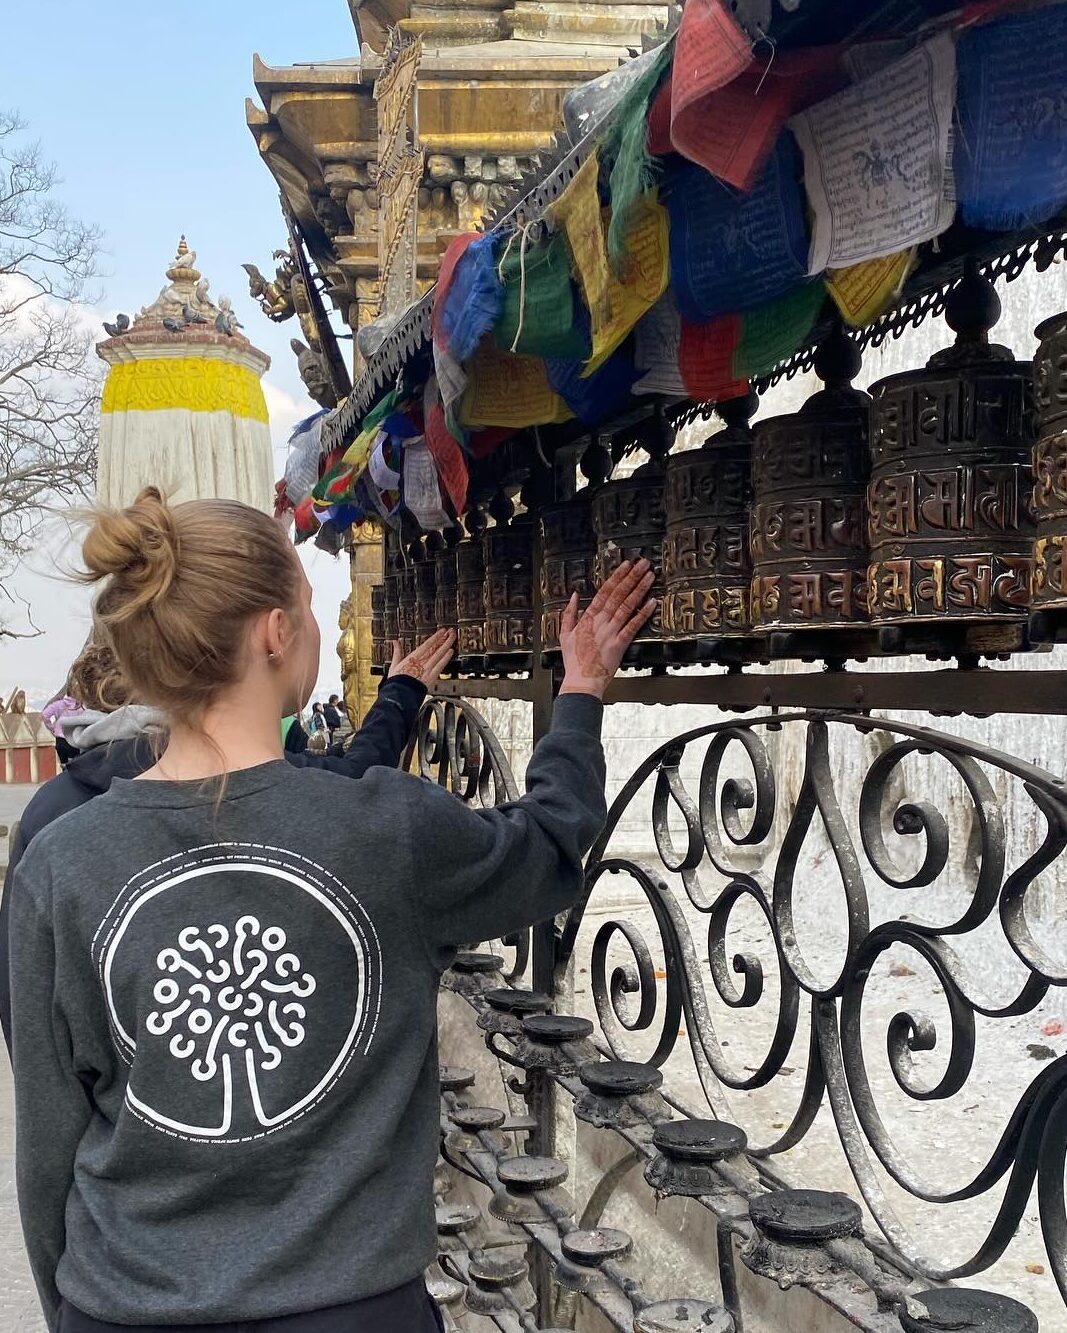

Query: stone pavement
left=1, top=785, right=46, bottom=1329
left=1, top=1050, right=44, bottom=1331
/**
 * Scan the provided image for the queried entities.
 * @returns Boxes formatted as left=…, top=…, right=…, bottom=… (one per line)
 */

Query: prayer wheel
left=370, top=584, right=389, bottom=672
left=382, top=550, right=400, bottom=655
left=540, top=495, right=596, bottom=653
left=415, top=538, right=439, bottom=642
left=483, top=490, right=534, bottom=669
left=868, top=264, right=1034, bottom=627
left=456, top=507, right=488, bottom=665
left=434, top=533, right=459, bottom=635
left=1031, top=306, right=1067, bottom=626
left=592, top=450, right=668, bottom=661
left=396, top=542, right=419, bottom=657
left=539, top=437, right=610, bottom=658
left=663, top=393, right=757, bottom=644
left=751, top=330, right=870, bottom=631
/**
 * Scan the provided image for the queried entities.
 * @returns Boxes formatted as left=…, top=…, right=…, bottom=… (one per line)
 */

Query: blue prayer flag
left=664, top=133, right=810, bottom=323
left=956, top=7, right=1067, bottom=231
left=437, top=233, right=504, bottom=363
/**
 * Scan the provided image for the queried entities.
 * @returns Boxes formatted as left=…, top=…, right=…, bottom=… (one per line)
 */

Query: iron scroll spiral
left=560, top=710, right=1067, bottom=1306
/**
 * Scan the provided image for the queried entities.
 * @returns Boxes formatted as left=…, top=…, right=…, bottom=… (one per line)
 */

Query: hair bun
left=82, top=487, right=179, bottom=617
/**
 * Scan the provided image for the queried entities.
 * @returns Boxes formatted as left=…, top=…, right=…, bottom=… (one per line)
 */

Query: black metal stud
left=644, top=1119, right=748, bottom=1199
left=451, top=951, right=505, bottom=974
left=634, top=1298, right=735, bottom=1331
left=554, top=1227, right=633, bottom=1296
left=451, top=1105, right=506, bottom=1132
left=464, top=1251, right=536, bottom=1317
left=484, top=987, right=554, bottom=1014
left=517, top=1013, right=596, bottom=1075
left=479, top=988, right=553, bottom=1037
left=576, top=1060, right=666, bottom=1128
left=439, top=1066, right=476, bottom=1093
left=743, top=1188, right=863, bottom=1290
left=489, top=1155, right=570, bottom=1225
left=899, top=1288, right=1038, bottom=1333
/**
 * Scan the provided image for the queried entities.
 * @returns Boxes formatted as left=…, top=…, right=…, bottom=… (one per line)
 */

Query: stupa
left=95, top=239, right=274, bottom=513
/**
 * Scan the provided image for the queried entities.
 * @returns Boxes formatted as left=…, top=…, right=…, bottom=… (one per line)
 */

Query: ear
left=263, top=607, right=289, bottom=660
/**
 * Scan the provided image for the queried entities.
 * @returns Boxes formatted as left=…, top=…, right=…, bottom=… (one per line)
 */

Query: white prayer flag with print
left=792, top=32, right=956, bottom=275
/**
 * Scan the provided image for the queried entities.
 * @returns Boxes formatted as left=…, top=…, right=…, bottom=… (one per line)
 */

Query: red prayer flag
left=648, top=75, right=673, bottom=157
left=671, top=0, right=753, bottom=165
left=293, top=496, right=320, bottom=538
left=673, top=46, right=846, bottom=192
left=679, top=314, right=748, bottom=402
left=425, top=404, right=470, bottom=515
left=431, top=233, right=480, bottom=345
left=468, top=426, right=515, bottom=460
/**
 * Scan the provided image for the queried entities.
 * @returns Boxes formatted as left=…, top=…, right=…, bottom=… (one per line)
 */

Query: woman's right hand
left=559, top=559, right=656, bottom=699
left=390, top=628, right=457, bottom=689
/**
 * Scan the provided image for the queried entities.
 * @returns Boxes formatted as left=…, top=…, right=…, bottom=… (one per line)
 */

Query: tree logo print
left=94, top=844, right=382, bottom=1144
left=148, top=917, right=316, bottom=1096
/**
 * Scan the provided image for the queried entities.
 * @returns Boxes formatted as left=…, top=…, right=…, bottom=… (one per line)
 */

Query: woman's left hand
left=389, top=629, right=456, bottom=689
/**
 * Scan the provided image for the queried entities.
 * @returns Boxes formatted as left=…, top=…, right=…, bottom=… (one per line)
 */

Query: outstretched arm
left=402, top=562, right=656, bottom=952
left=287, top=629, right=455, bottom=779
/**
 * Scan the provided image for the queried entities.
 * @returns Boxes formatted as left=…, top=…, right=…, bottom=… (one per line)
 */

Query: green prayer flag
left=603, top=39, right=674, bottom=274
left=734, top=282, right=827, bottom=380
left=494, top=233, right=590, bottom=361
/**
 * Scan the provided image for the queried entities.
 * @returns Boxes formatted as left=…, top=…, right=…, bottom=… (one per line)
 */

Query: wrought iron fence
left=427, top=696, right=1059, bottom=1332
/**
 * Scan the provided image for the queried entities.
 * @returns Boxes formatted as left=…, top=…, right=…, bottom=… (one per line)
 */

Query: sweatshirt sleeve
left=404, top=692, right=606, bottom=951
left=8, top=857, right=92, bottom=1332
left=0, top=819, right=24, bottom=1057
left=287, top=676, right=427, bottom=780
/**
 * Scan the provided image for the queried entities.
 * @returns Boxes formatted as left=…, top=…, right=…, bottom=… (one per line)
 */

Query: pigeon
left=215, top=296, right=243, bottom=336
left=194, top=278, right=210, bottom=305
left=182, top=303, right=208, bottom=326
left=162, top=316, right=184, bottom=334
left=102, top=312, right=130, bottom=337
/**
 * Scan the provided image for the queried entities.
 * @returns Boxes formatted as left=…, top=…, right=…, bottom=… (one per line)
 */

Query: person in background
left=0, top=626, right=455, bottom=1056
left=308, top=701, right=327, bottom=735
left=40, top=696, right=83, bottom=767
left=7, top=486, right=653, bottom=1333
left=282, top=712, right=308, bottom=754
left=324, top=694, right=343, bottom=741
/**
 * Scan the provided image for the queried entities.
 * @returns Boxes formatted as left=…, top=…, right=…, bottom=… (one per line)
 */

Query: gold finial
left=176, top=235, right=189, bottom=259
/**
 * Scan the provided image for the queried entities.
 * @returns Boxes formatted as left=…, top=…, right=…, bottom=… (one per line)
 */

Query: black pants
left=57, top=1279, right=444, bottom=1333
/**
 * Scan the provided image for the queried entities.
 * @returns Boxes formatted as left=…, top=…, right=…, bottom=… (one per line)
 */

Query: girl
left=8, top=487, right=654, bottom=1333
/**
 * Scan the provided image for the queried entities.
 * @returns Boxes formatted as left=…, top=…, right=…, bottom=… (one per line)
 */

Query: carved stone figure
left=337, top=595, right=360, bottom=723
left=291, top=337, right=336, bottom=409
left=242, top=249, right=298, bottom=322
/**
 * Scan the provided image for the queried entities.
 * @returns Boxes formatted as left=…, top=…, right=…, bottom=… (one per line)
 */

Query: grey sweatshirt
left=9, top=693, right=605, bottom=1329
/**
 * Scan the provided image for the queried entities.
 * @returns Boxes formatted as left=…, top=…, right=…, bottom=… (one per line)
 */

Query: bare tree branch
left=0, top=110, right=100, bottom=636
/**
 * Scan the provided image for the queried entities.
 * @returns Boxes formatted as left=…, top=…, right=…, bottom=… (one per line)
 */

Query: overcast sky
left=4, top=2, right=359, bottom=704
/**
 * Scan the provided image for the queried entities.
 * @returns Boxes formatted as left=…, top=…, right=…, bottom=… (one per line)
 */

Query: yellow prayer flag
left=343, top=423, right=377, bottom=471
left=460, top=344, right=572, bottom=429
left=827, top=250, right=915, bottom=328
left=546, top=151, right=611, bottom=327
left=584, top=195, right=670, bottom=376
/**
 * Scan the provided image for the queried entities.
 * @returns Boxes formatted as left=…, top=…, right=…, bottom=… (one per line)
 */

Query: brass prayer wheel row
left=374, top=502, right=536, bottom=669
left=373, top=265, right=1066, bottom=670
left=1033, top=308, right=1067, bottom=622
left=682, top=267, right=1039, bottom=639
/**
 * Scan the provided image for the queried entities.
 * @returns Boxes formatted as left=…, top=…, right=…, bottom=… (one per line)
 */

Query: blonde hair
left=81, top=487, right=301, bottom=723
left=66, top=639, right=131, bottom=713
